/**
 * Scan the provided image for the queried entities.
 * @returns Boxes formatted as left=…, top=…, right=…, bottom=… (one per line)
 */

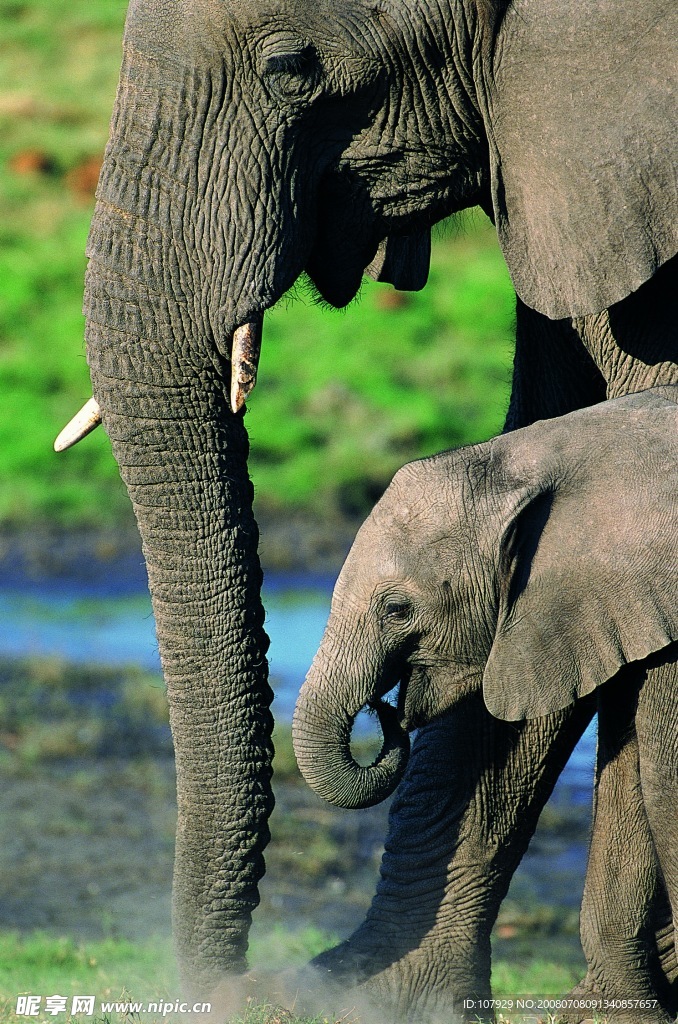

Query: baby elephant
left=293, top=384, right=678, bottom=1020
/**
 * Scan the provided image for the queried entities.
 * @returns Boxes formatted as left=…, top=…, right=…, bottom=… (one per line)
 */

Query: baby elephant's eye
left=384, top=600, right=412, bottom=621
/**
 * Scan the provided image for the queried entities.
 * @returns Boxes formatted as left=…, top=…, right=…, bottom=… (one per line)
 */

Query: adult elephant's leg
left=575, top=253, right=678, bottom=401
left=565, top=264, right=678, bottom=1011
left=577, top=669, right=675, bottom=1024
left=504, top=299, right=607, bottom=429
left=311, top=694, right=594, bottom=1018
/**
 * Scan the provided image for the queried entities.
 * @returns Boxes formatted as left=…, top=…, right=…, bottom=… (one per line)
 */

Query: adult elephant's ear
left=365, top=230, right=431, bottom=291
left=482, top=395, right=678, bottom=722
left=484, top=0, right=678, bottom=319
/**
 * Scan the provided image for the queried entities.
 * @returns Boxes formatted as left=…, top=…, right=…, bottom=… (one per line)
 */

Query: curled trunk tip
left=293, top=695, right=410, bottom=810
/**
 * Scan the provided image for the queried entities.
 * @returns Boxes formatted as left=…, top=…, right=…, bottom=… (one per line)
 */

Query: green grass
left=253, top=216, right=514, bottom=519
left=0, top=932, right=175, bottom=1021
left=0, top=929, right=341, bottom=1023
left=0, top=0, right=131, bottom=526
left=0, top=930, right=585, bottom=1024
left=0, top=0, right=515, bottom=530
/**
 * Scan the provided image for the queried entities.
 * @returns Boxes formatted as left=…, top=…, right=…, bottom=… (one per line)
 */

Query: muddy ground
left=0, top=511, right=362, bottom=587
left=0, top=748, right=587, bottom=970
left=0, top=754, right=399, bottom=944
left=0, top=646, right=589, bottom=973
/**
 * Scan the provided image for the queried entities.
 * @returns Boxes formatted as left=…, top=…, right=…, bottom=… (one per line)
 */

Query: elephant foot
left=556, top=973, right=674, bottom=1024
left=554, top=973, right=603, bottom=1024
left=292, top=936, right=487, bottom=1024
left=304, top=947, right=677, bottom=1024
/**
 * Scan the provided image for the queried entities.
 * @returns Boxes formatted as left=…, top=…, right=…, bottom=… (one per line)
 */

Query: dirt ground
left=0, top=750, right=587, bottom=974
left=0, top=755, right=392, bottom=943
left=0, top=646, right=588, bottom=973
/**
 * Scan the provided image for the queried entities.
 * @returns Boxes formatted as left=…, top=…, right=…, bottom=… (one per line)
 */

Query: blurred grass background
left=0, top=0, right=516, bottom=531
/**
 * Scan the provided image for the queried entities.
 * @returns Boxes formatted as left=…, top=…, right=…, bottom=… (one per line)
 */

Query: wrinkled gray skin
left=81, top=0, right=677, bottom=1009
left=294, top=387, right=678, bottom=1023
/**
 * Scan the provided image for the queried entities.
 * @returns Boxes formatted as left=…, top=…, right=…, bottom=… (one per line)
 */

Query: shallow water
left=0, top=571, right=597, bottom=790
left=0, top=574, right=329, bottom=719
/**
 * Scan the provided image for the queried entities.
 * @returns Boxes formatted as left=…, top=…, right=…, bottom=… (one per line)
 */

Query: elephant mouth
left=302, top=169, right=382, bottom=309
left=394, top=662, right=434, bottom=732
left=385, top=664, right=415, bottom=732
left=58, top=187, right=377, bottom=453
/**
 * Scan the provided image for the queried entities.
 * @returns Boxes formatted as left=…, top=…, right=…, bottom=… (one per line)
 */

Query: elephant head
left=56, top=0, right=676, bottom=998
left=293, top=386, right=678, bottom=808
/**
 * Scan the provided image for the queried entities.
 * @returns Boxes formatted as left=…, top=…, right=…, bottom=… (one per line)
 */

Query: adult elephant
left=57, top=0, right=677, bottom=1011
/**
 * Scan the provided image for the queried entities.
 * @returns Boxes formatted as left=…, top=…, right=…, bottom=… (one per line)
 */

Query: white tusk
left=230, top=320, right=262, bottom=413
left=54, top=397, right=102, bottom=453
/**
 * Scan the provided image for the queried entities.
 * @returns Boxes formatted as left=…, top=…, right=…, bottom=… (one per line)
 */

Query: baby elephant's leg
left=579, top=666, right=675, bottom=1024
left=637, top=645, right=678, bottom=1003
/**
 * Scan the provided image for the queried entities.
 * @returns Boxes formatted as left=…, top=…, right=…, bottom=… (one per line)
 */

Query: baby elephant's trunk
left=293, top=644, right=410, bottom=809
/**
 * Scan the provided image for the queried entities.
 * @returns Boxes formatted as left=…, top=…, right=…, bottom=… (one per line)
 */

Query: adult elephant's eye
left=261, top=48, right=321, bottom=104
left=384, top=600, right=412, bottom=622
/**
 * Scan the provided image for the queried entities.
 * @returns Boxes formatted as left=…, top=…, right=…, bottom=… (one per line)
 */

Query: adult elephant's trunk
left=293, top=633, right=410, bottom=809
left=86, top=276, right=273, bottom=995
left=82, top=52, right=281, bottom=997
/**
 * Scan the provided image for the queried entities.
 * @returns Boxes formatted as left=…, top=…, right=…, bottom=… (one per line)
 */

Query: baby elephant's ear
left=482, top=416, right=678, bottom=722
left=365, top=231, right=431, bottom=291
